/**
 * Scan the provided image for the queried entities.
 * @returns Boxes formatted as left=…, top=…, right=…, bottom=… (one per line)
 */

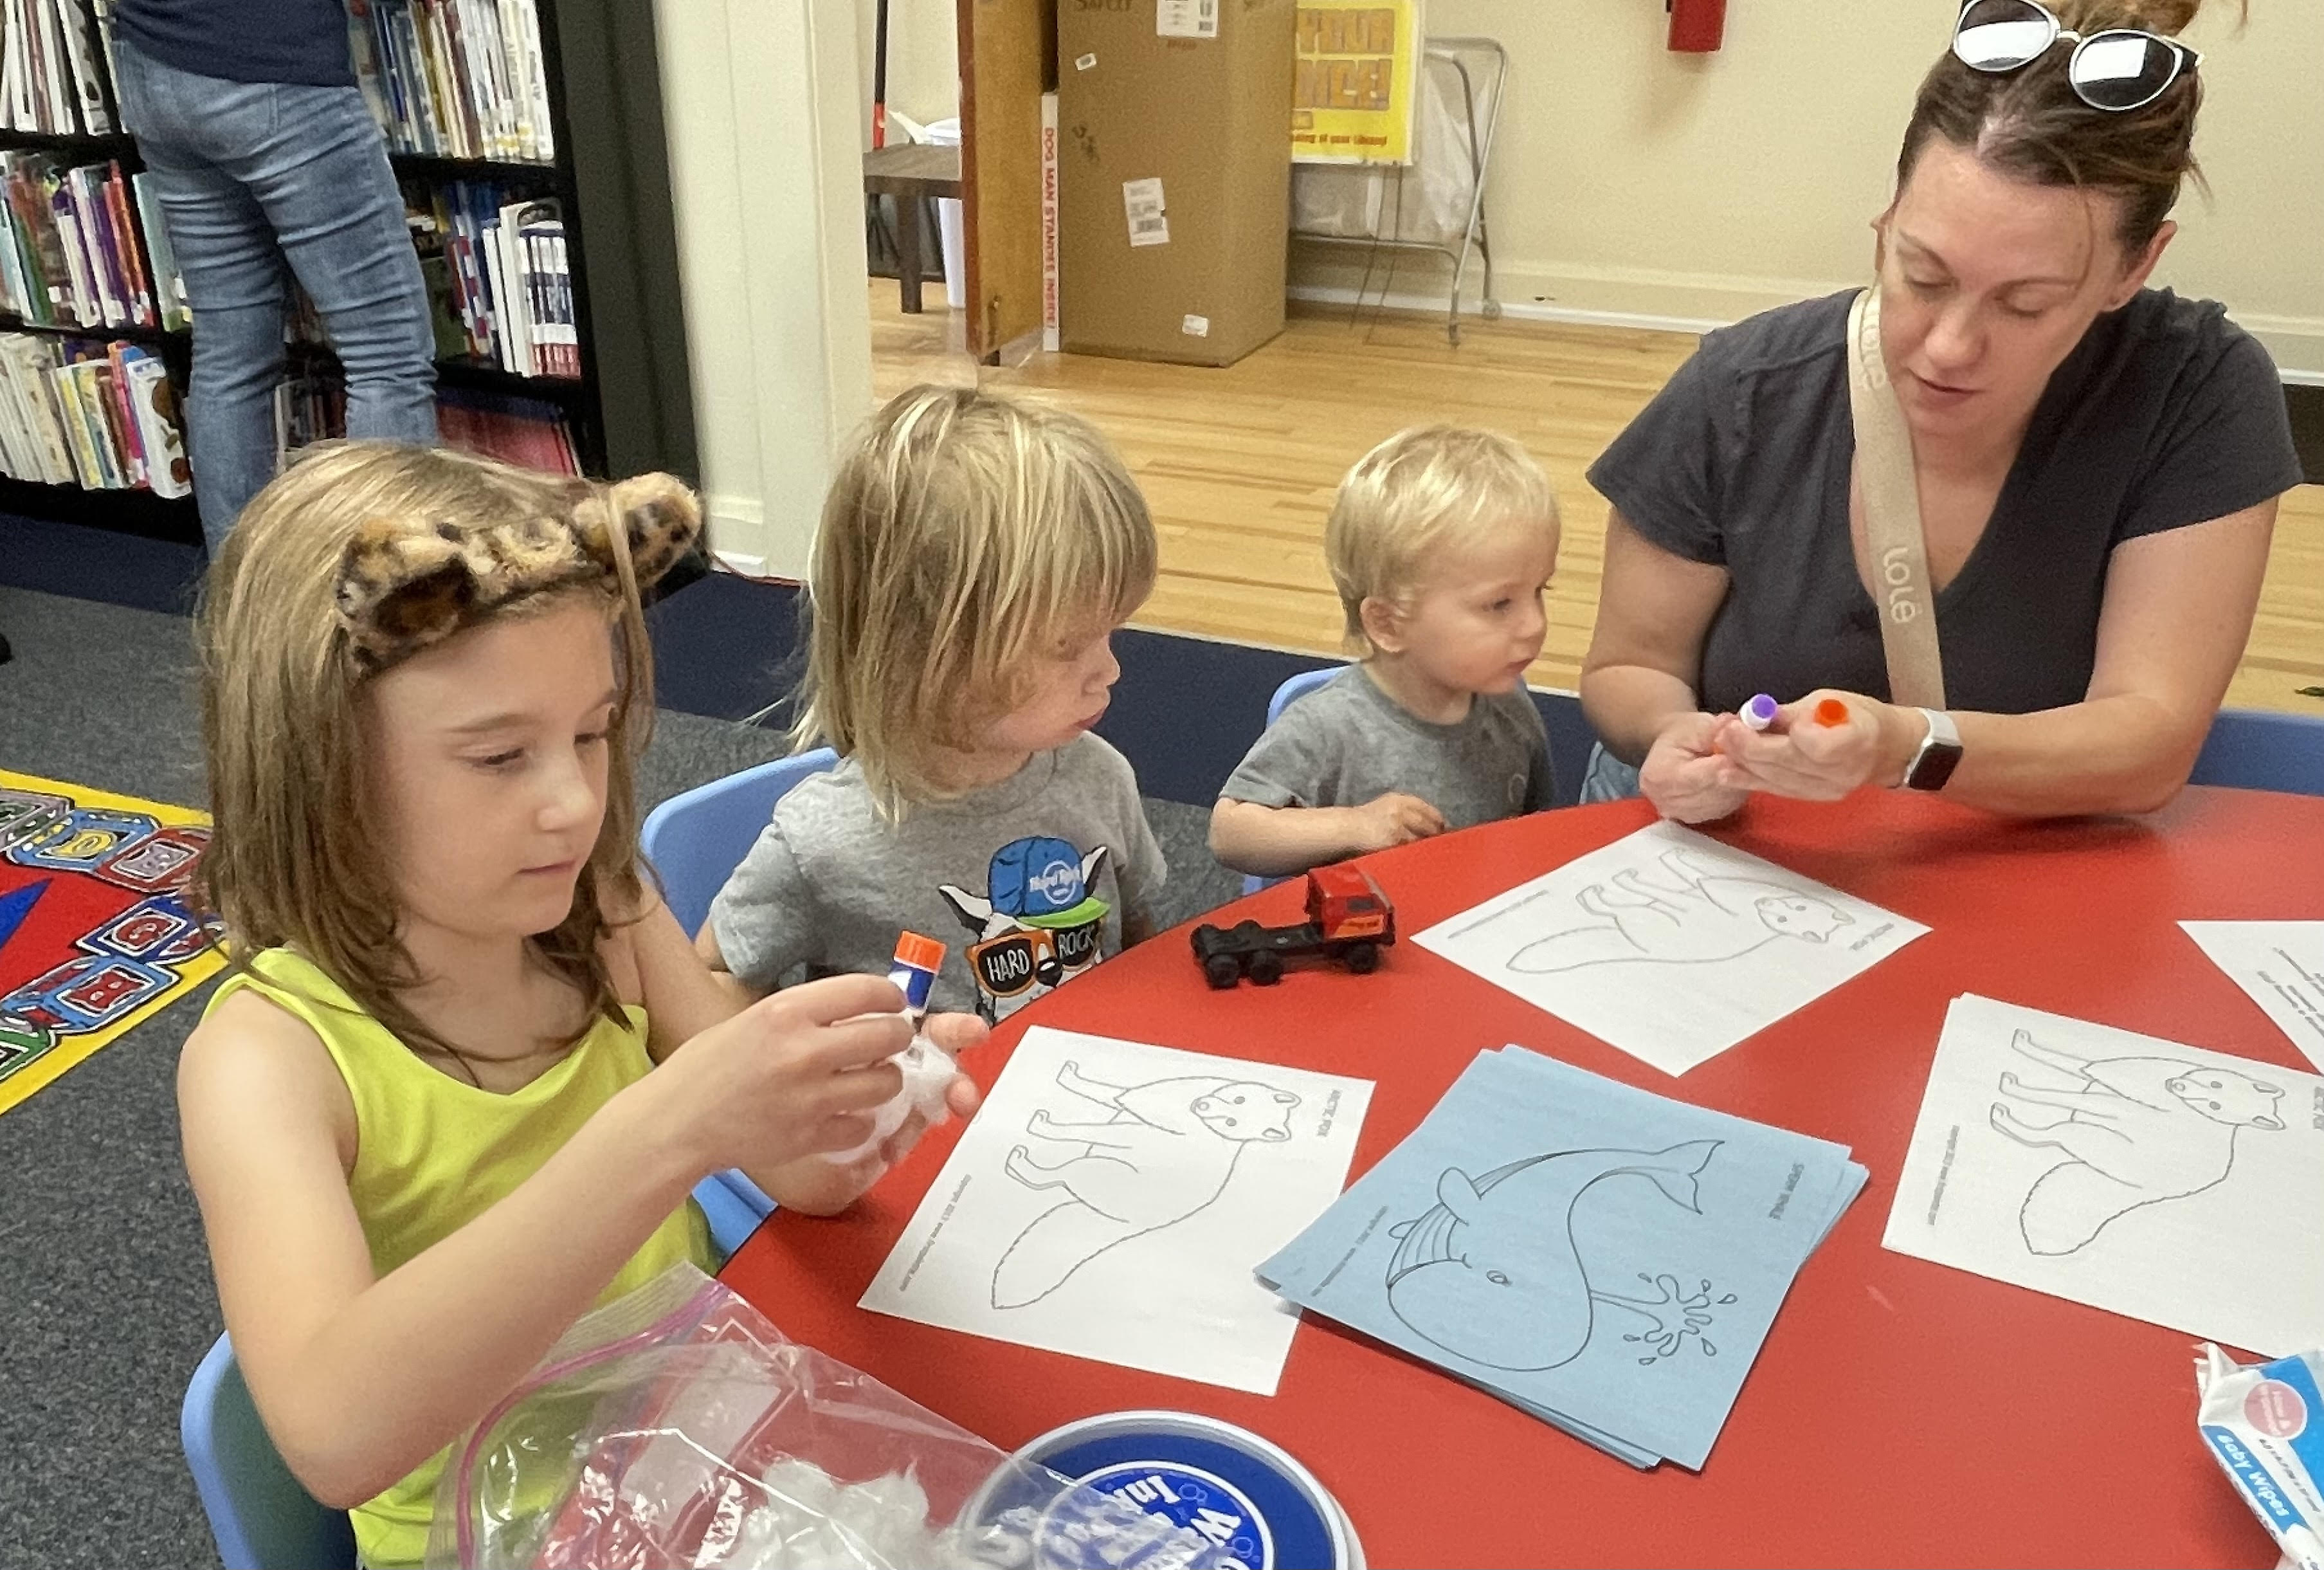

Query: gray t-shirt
left=705, top=734, right=1166, bottom=1025
left=1219, top=666, right=1552, bottom=827
left=1586, top=288, right=2304, bottom=715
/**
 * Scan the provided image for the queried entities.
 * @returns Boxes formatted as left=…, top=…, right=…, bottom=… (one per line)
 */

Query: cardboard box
left=1057, top=0, right=1294, bottom=368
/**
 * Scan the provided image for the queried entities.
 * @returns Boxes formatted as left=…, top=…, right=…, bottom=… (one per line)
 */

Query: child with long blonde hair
left=183, top=441, right=981, bottom=1569
left=700, top=385, right=1166, bottom=1025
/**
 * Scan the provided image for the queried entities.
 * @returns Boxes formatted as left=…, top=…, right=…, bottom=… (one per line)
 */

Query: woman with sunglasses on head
left=1579, top=0, right=2302, bottom=823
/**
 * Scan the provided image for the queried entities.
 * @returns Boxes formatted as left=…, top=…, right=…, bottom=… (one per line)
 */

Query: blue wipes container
left=1010, top=1409, right=1361, bottom=1570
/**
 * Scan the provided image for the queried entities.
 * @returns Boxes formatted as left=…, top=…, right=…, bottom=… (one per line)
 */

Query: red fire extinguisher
left=1669, top=0, right=1727, bottom=52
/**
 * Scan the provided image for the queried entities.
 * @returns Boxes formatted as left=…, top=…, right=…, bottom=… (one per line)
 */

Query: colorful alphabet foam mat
left=0, top=769, right=222, bottom=1117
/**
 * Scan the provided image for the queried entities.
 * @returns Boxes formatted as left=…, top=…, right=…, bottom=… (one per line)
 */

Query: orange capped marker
left=1813, top=698, right=1851, bottom=728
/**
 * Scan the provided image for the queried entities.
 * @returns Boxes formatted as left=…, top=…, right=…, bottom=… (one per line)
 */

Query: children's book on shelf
left=351, top=0, right=556, bottom=163
left=0, top=152, right=176, bottom=332
left=1, top=0, right=115, bottom=136
left=0, top=329, right=189, bottom=495
left=404, top=180, right=576, bottom=378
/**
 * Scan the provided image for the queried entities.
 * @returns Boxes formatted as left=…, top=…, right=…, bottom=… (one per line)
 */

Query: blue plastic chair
left=1240, top=668, right=1347, bottom=894
left=183, top=1176, right=763, bottom=1570
left=2188, top=707, right=2324, bottom=797
left=639, top=747, right=840, bottom=938
left=638, top=756, right=842, bottom=1257
left=182, top=1335, right=356, bottom=1570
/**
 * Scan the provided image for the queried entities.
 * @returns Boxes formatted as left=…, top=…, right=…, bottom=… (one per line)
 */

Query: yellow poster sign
left=1292, top=1, right=1422, bottom=165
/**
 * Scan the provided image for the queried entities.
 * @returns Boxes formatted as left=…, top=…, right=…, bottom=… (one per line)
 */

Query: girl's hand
left=875, top=1012, right=988, bottom=1164
left=655, top=972, right=914, bottom=1175
left=1708, top=689, right=1915, bottom=801
left=795, top=1013, right=990, bottom=1196
left=1639, top=711, right=1751, bottom=824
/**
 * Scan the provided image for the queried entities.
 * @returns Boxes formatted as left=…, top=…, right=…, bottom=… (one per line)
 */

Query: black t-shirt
left=114, top=0, right=353, bottom=88
left=1586, top=288, right=2303, bottom=716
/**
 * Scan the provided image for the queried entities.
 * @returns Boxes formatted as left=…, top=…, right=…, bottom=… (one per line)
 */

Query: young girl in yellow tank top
left=180, top=442, right=985, bottom=1569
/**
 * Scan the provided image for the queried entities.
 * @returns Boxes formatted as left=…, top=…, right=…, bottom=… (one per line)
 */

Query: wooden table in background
left=724, top=788, right=2324, bottom=1567
left=863, top=143, right=962, bottom=316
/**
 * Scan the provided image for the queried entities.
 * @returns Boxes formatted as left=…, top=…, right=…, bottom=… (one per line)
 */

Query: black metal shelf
left=0, top=472, right=196, bottom=534
left=0, top=129, right=138, bottom=155
left=0, top=314, right=178, bottom=346
left=388, top=151, right=560, bottom=183
left=283, top=338, right=587, bottom=400
left=435, top=356, right=586, bottom=399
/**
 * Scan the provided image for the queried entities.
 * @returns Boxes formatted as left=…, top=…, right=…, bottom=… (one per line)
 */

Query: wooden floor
left=869, top=283, right=2324, bottom=713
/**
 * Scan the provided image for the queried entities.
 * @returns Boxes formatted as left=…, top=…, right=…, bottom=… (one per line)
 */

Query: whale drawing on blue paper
left=1385, top=1140, right=1736, bottom=1371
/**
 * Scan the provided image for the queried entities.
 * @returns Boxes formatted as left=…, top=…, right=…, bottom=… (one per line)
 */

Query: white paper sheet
left=1884, top=995, right=2324, bottom=1356
left=2183, top=922, right=2324, bottom=1072
left=1410, top=822, right=1927, bottom=1074
left=860, top=1027, right=1373, bottom=1394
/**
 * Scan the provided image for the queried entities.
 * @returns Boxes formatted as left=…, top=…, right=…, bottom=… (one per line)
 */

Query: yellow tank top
left=204, top=948, right=711, bottom=1570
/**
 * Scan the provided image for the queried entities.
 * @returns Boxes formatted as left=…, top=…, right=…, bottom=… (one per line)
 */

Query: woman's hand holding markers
left=1710, top=689, right=1923, bottom=801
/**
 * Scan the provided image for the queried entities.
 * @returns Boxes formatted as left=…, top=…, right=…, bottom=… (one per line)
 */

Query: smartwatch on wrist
left=1899, top=707, right=1963, bottom=792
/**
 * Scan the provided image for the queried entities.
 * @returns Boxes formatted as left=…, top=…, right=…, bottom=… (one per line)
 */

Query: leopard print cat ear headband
left=333, top=473, right=702, bottom=674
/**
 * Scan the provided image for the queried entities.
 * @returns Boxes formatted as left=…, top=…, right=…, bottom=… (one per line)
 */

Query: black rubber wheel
left=1248, top=950, right=1285, bottom=986
left=1203, top=954, right=1241, bottom=990
left=1342, top=940, right=1379, bottom=974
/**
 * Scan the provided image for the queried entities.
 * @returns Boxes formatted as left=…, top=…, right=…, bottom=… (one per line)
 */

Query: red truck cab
left=1307, top=862, right=1394, bottom=945
left=1191, top=864, right=1397, bottom=988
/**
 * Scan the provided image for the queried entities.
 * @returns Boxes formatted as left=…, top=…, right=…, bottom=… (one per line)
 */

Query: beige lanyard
left=1845, top=285, right=1947, bottom=709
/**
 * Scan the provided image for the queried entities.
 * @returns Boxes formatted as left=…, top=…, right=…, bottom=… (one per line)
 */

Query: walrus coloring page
left=1884, top=995, right=2324, bottom=1357
left=1260, top=1046, right=1866, bottom=1469
left=859, top=1027, right=1373, bottom=1394
left=1411, top=822, right=1928, bottom=1075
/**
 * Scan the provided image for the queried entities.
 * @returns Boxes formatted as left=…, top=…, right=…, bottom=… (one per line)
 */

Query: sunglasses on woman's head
left=1952, top=0, right=2201, bottom=112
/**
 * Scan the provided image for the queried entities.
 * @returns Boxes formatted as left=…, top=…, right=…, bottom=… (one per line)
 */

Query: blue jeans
left=111, top=39, right=437, bottom=552
left=1579, top=742, right=1644, bottom=803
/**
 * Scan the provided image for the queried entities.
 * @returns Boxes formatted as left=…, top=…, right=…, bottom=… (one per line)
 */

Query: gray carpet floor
left=0, top=583, right=1242, bottom=1570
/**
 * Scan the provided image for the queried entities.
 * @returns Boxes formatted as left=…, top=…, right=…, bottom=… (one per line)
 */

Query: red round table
left=721, top=787, right=2324, bottom=1567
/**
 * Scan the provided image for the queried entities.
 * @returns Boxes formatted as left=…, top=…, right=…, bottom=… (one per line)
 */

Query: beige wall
left=658, top=0, right=2317, bottom=571
left=1303, top=0, right=2324, bottom=372
left=860, top=2, right=2321, bottom=369
left=858, top=0, right=962, bottom=142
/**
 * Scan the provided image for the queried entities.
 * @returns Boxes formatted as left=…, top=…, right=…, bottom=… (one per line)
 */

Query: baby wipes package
left=2197, top=1342, right=2324, bottom=1570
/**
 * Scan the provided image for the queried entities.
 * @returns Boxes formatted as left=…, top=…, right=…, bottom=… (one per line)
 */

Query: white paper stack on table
left=860, top=1027, right=1374, bottom=1397
left=1258, top=1046, right=1867, bottom=1469
left=1884, top=994, right=2324, bottom=1356
left=1411, top=822, right=1928, bottom=1075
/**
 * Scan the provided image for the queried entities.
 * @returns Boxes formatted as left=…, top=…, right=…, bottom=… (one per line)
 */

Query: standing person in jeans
left=109, top=0, right=438, bottom=552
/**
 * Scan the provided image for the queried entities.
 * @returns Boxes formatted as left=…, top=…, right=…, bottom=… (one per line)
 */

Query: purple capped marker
left=1741, top=692, right=1781, bottom=732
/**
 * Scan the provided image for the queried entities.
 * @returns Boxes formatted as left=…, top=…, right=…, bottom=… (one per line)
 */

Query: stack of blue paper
left=1258, top=1046, right=1866, bottom=1469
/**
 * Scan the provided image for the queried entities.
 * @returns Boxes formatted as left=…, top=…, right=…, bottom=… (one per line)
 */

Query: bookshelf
left=0, top=0, right=698, bottom=547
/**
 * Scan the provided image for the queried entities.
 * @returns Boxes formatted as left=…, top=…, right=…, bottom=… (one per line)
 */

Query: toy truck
left=1192, top=863, right=1395, bottom=988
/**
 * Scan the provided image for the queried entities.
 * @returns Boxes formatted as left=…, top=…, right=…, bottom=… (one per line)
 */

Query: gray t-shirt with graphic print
left=1219, top=666, right=1552, bottom=828
left=705, top=733, right=1166, bottom=1025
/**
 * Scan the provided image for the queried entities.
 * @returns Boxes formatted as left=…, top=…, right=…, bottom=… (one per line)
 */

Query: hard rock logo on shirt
left=937, top=835, right=1112, bottom=1024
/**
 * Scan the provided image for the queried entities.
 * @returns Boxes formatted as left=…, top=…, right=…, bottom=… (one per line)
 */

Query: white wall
left=1300, top=0, right=2324, bottom=373
left=857, top=0, right=962, bottom=142
left=656, top=0, right=2318, bottom=570
left=653, top=0, right=873, bottom=576
left=854, top=1, right=2322, bottom=369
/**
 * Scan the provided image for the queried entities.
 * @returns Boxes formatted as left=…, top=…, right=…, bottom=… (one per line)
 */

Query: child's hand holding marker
left=1637, top=710, right=1754, bottom=825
